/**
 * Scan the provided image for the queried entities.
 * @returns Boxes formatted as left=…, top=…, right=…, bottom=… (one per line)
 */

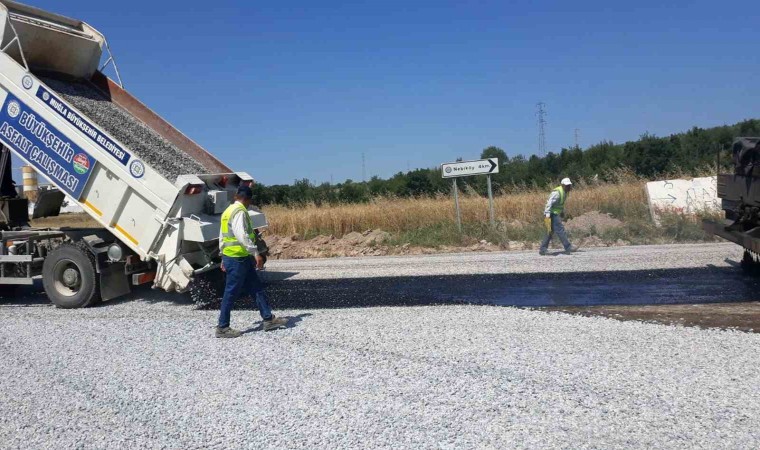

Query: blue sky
left=12, top=0, right=760, bottom=185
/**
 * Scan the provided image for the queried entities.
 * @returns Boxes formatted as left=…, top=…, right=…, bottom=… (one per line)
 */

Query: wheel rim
left=52, top=259, right=83, bottom=297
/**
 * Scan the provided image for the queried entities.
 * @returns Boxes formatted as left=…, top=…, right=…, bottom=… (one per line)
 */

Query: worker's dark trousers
left=218, top=255, right=273, bottom=328
left=539, top=214, right=572, bottom=252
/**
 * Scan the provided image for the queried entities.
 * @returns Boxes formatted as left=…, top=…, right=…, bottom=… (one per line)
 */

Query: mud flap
left=31, top=189, right=65, bottom=219
left=100, top=262, right=130, bottom=301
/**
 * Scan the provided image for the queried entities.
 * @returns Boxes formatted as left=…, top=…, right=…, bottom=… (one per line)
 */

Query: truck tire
left=741, top=250, right=760, bottom=275
left=42, top=243, right=101, bottom=308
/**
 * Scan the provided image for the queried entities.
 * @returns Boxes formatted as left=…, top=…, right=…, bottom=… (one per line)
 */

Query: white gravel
left=264, top=242, right=745, bottom=280
left=1, top=295, right=759, bottom=449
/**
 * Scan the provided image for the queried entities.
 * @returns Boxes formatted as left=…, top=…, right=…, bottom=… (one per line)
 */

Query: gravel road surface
left=1, top=243, right=759, bottom=449
left=264, top=242, right=745, bottom=280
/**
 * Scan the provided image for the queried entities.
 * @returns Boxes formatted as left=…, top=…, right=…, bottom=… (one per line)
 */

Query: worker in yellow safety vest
left=215, top=185, right=287, bottom=338
left=539, top=178, right=579, bottom=256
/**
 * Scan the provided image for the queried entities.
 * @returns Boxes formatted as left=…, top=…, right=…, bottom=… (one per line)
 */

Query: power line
left=536, top=102, right=547, bottom=157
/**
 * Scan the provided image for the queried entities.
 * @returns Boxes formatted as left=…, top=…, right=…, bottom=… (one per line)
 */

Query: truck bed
left=39, top=76, right=209, bottom=181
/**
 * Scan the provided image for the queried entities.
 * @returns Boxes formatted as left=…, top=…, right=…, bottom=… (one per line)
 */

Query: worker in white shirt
left=539, top=178, right=579, bottom=256
left=215, top=185, right=287, bottom=338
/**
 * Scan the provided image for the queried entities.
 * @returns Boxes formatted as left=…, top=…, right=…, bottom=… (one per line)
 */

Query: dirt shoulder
left=30, top=213, right=100, bottom=228
left=545, top=302, right=760, bottom=333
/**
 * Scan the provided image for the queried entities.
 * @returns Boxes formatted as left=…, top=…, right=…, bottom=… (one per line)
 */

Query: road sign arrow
left=441, top=158, right=499, bottom=178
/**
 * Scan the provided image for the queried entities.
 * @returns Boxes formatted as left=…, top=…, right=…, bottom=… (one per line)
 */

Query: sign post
left=441, top=158, right=499, bottom=232
left=452, top=179, right=462, bottom=232
left=486, top=174, right=495, bottom=228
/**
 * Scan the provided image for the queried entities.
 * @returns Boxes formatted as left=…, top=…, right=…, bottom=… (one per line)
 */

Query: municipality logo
left=445, top=167, right=452, bottom=174
left=73, top=153, right=91, bottom=175
left=22, top=75, right=33, bottom=90
left=129, top=159, right=145, bottom=178
left=42, top=91, right=50, bottom=101
left=7, top=101, right=20, bottom=118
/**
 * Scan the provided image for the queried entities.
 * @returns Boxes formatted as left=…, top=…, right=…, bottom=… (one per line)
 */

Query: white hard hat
left=561, top=178, right=572, bottom=186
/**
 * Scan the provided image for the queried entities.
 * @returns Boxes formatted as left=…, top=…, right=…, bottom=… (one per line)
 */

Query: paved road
left=2, top=243, right=760, bottom=449
left=7, top=242, right=758, bottom=310
left=257, top=243, right=758, bottom=309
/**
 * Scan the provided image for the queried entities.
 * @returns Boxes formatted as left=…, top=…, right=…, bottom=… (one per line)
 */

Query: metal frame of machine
left=703, top=138, right=760, bottom=261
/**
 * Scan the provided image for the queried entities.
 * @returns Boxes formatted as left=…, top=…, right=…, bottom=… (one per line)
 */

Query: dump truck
left=702, top=137, right=760, bottom=266
left=0, top=1, right=266, bottom=307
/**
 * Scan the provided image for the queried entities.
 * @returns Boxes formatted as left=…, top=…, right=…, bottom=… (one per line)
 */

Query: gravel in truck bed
left=40, top=77, right=209, bottom=182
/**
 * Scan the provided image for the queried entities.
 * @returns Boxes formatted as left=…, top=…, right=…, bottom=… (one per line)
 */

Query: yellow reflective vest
left=220, top=202, right=256, bottom=257
left=550, top=186, right=566, bottom=215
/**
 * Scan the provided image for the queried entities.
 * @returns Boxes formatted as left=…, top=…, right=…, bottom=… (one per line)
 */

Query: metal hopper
left=0, top=0, right=231, bottom=175
left=0, top=0, right=106, bottom=80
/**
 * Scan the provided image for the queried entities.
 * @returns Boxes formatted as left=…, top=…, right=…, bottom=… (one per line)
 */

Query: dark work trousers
left=218, top=255, right=273, bottom=328
left=539, top=213, right=572, bottom=252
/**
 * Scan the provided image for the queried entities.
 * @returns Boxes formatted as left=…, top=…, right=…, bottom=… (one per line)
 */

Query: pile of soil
left=266, top=230, right=392, bottom=259
left=265, top=230, right=513, bottom=259
left=565, top=211, right=623, bottom=233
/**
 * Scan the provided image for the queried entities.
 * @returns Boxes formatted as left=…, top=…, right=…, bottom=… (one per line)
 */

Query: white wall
left=645, top=176, right=720, bottom=225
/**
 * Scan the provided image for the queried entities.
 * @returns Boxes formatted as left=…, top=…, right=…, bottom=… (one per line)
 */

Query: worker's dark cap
left=236, top=185, right=253, bottom=199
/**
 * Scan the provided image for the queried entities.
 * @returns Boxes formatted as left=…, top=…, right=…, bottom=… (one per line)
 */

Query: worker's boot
left=215, top=326, right=242, bottom=338
left=263, top=315, right=288, bottom=331
left=539, top=249, right=547, bottom=256
left=565, top=245, right=579, bottom=254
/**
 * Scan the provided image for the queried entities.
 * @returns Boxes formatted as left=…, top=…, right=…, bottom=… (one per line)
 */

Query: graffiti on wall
left=645, top=177, right=720, bottom=224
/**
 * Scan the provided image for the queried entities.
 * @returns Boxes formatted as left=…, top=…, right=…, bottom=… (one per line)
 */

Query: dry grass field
left=263, top=181, right=647, bottom=238
left=32, top=174, right=719, bottom=250
left=260, top=170, right=723, bottom=249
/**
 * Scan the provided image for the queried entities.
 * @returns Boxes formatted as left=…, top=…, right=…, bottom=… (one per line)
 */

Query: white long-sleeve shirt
left=544, top=190, right=561, bottom=216
left=219, top=201, right=258, bottom=256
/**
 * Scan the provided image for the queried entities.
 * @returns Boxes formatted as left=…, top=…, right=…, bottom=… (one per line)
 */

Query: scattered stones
left=342, top=232, right=365, bottom=245
left=310, top=235, right=334, bottom=245
left=1, top=275, right=758, bottom=449
left=362, top=230, right=391, bottom=245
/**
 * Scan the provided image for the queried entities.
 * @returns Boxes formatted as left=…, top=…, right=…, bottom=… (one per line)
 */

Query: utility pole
left=361, top=152, right=366, bottom=182
left=574, top=128, right=579, bottom=149
left=536, top=102, right=547, bottom=157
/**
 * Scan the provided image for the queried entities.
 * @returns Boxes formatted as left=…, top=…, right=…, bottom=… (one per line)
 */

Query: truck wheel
left=42, top=243, right=101, bottom=308
left=742, top=250, right=759, bottom=275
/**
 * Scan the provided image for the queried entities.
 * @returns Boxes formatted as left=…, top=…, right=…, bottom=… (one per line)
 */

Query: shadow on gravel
left=0, top=280, right=49, bottom=308
left=240, top=313, right=313, bottom=334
